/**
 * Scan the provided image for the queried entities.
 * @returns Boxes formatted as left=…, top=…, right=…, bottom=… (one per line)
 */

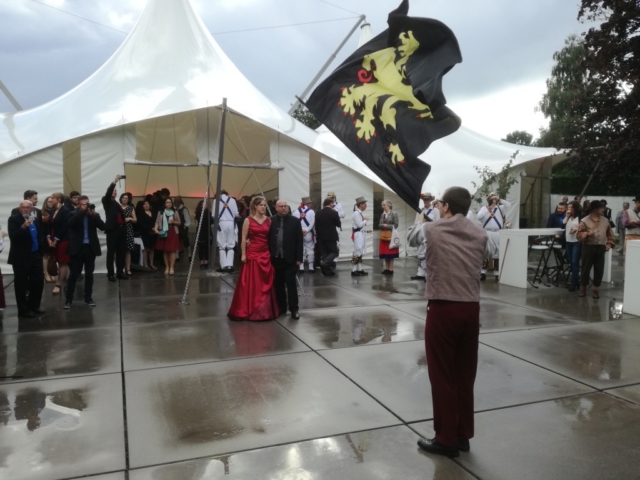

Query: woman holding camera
left=154, top=197, right=181, bottom=275
left=576, top=200, right=615, bottom=298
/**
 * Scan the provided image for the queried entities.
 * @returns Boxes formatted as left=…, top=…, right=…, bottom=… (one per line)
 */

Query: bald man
left=8, top=201, right=46, bottom=318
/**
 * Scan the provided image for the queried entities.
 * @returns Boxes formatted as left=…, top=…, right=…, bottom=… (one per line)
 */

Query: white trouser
left=416, top=243, right=426, bottom=276
left=352, top=232, right=366, bottom=271
left=302, top=232, right=315, bottom=269
left=218, top=221, right=236, bottom=268
left=481, top=230, right=500, bottom=275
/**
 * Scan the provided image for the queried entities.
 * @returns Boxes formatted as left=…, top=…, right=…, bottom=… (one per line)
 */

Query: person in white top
left=293, top=197, right=316, bottom=272
left=411, top=192, right=440, bottom=281
left=351, top=196, right=371, bottom=276
left=476, top=192, right=511, bottom=280
left=563, top=201, right=582, bottom=291
left=212, top=190, right=239, bottom=272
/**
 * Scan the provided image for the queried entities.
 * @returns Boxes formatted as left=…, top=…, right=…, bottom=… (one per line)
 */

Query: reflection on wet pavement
left=0, top=374, right=125, bottom=480
left=129, top=425, right=475, bottom=480
left=413, top=393, right=640, bottom=480
left=125, top=352, right=398, bottom=467
left=0, top=257, right=637, bottom=479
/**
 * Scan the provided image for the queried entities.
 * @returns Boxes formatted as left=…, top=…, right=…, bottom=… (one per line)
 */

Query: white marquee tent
left=0, top=0, right=563, bottom=272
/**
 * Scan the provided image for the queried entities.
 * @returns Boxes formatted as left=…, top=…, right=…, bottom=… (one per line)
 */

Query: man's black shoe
left=216, top=268, right=225, bottom=273
left=291, top=311, right=300, bottom=320
left=63, top=302, right=71, bottom=310
left=117, top=274, right=129, bottom=280
left=30, top=309, right=46, bottom=315
left=18, top=312, right=36, bottom=318
left=351, top=271, right=361, bottom=276
left=411, top=275, right=426, bottom=281
left=417, top=438, right=459, bottom=458
left=108, top=275, right=117, bottom=282
left=458, top=438, right=470, bottom=452
left=85, top=298, right=97, bottom=307
left=480, top=273, right=487, bottom=281
left=568, top=284, right=577, bottom=292
left=358, top=270, right=369, bottom=276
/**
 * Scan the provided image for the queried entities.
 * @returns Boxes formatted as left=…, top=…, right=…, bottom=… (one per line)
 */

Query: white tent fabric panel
left=274, top=137, right=309, bottom=208
left=0, top=147, right=63, bottom=270
left=136, top=112, right=197, bottom=163
left=321, top=155, right=374, bottom=260
left=81, top=130, right=127, bottom=273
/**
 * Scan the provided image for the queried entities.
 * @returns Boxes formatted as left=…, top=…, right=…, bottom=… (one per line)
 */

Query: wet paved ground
left=1, top=255, right=638, bottom=479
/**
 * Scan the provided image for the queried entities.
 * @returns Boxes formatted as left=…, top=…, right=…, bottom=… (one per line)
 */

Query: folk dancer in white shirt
left=212, top=191, right=239, bottom=272
left=476, top=192, right=511, bottom=280
left=351, top=196, right=371, bottom=276
left=293, top=197, right=316, bottom=272
left=411, top=192, right=440, bottom=281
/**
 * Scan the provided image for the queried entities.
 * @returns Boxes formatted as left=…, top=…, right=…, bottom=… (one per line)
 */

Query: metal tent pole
left=211, top=98, right=228, bottom=270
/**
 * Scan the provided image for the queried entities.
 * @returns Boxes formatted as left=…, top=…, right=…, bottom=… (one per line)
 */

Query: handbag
left=389, top=226, right=401, bottom=249
left=47, top=250, right=59, bottom=277
left=380, top=230, right=392, bottom=241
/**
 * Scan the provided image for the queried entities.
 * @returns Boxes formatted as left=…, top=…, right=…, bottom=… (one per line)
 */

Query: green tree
left=536, top=35, right=588, bottom=149
left=502, top=130, right=533, bottom=146
left=291, top=104, right=322, bottom=130
left=471, top=151, right=520, bottom=205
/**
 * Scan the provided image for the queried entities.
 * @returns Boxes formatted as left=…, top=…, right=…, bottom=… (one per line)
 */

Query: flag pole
left=211, top=98, right=228, bottom=270
left=288, top=15, right=365, bottom=115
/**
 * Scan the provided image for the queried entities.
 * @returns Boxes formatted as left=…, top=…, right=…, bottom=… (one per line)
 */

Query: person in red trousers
left=408, top=187, right=497, bottom=458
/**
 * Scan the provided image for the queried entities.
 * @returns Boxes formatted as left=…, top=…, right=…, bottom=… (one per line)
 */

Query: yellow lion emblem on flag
left=339, top=31, right=433, bottom=166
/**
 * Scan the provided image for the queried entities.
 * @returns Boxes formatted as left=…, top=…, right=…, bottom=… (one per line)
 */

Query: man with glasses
left=64, top=196, right=105, bottom=309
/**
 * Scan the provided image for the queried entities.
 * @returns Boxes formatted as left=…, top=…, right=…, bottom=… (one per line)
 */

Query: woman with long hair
left=41, top=195, right=56, bottom=283
left=120, top=192, right=137, bottom=275
left=576, top=200, right=615, bottom=298
left=563, top=201, right=582, bottom=291
left=378, top=199, right=399, bottom=275
left=154, top=197, right=181, bottom=275
left=48, top=192, right=71, bottom=295
left=227, top=196, right=279, bottom=321
left=138, top=200, right=157, bottom=270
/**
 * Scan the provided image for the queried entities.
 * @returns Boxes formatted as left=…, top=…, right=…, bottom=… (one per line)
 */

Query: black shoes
left=480, top=273, right=487, bottom=281
left=458, top=437, right=470, bottom=452
left=321, top=266, right=335, bottom=276
left=108, top=275, right=117, bottom=282
left=351, top=271, right=361, bottom=276
left=411, top=275, right=426, bottom=281
left=31, top=308, right=46, bottom=315
left=85, top=298, right=96, bottom=307
left=291, top=311, right=300, bottom=320
left=417, top=438, right=459, bottom=458
left=18, top=312, right=36, bottom=319
left=63, top=301, right=71, bottom=310
left=117, top=274, right=129, bottom=280
left=382, top=270, right=394, bottom=275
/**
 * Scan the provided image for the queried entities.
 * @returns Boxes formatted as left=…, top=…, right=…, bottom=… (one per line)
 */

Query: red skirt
left=156, top=227, right=180, bottom=252
left=379, top=239, right=399, bottom=259
left=55, top=240, right=71, bottom=264
left=228, top=248, right=279, bottom=322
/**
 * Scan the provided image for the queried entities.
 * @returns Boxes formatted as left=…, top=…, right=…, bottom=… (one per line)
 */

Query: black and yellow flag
left=305, top=0, right=462, bottom=211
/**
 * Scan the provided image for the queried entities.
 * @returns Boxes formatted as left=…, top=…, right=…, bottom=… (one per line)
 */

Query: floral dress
left=123, top=205, right=135, bottom=251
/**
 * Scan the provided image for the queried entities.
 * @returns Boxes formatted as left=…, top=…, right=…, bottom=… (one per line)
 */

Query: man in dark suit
left=102, top=175, right=128, bottom=281
left=8, top=201, right=46, bottom=318
left=314, top=197, right=342, bottom=276
left=64, top=196, right=106, bottom=309
left=11, top=190, right=47, bottom=238
left=269, top=199, right=303, bottom=319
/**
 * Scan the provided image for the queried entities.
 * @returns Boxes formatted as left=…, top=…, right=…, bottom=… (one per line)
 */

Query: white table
left=623, top=240, right=640, bottom=315
left=499, top=229, right=613, bottom=288
left=498, top=228, right=563, bottom=289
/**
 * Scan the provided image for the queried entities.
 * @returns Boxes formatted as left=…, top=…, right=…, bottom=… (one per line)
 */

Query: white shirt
left=352, top=209, right=367, bottom=230
left=213, top=195, right=238, bottom=222
left=294, top=206, right=315, bottom=233
left=477, top=200, right=511, bottom=231
left=334, top=201, right=345, bottom=219
left=177, top=206, right=191, bottom=228
left=565, top=216, right=580, bottom=243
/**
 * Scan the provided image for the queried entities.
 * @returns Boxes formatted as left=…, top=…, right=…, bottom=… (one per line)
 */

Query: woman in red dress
left=154, top=197, right=181, bottom=275
left=228, top=196, right=279, bottom=321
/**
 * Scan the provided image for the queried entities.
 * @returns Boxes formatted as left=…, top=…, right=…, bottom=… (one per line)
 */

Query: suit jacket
left=315, top=207, right=341, bottom=242
left=67, top=210, right=106, bottom=257
left=102, top=183, right=124, bottom=231
left=7, top=212, right=45, bottom=265
left=11, top=206, right=46, bottom=245
left=268, top=214, right=304, bottom=264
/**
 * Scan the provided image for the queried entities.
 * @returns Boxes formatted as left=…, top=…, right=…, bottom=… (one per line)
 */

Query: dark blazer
left=67, top=209, right=106, bottom=257
left=7, top=212, right=45, bottom=266
left=315, top=207, right=341, bottom=242
left=102, top=183, right=123, bottom=231
left=48, top=206, right=72, bottom=241
left=268, top=214, right=304, bottom=264
left=11, top=206, right=45, bottom=245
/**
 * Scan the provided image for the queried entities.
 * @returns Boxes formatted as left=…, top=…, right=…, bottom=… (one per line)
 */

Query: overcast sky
left=0, top=0, right=592, bottom=140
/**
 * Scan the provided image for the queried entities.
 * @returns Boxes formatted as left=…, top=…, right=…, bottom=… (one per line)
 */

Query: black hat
left=633, top=196, right=640, bottom=202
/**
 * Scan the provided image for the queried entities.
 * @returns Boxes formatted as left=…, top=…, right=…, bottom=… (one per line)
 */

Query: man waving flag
left=305, top=0, right=462, bottom=211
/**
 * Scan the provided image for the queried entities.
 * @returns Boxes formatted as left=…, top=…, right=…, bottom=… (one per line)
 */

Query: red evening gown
left=227, top=217, right=279, bottom=321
